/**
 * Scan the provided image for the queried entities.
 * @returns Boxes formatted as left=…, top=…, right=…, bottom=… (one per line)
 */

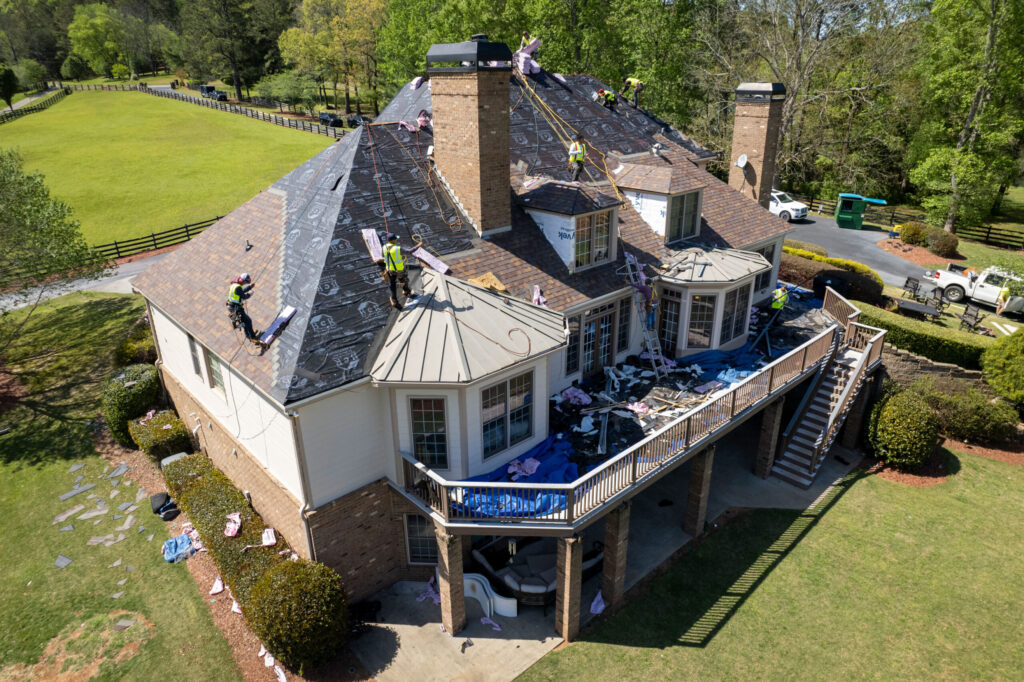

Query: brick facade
left=755, top=397, right=785, bottom=478
left=554, top=535, right=583, bottom=641
left=602, top=502, right=630, bottom=609
left=434, top=521, right=467, bottom=635
left=684, top=446, right=716, bottom=537
left=307, top=479, right=434, bottom=602
left=160, top=366, right=309, bottom=558
left=727, top=97, right=784, bottom=208
left=431, top=70, right=512, bottom=236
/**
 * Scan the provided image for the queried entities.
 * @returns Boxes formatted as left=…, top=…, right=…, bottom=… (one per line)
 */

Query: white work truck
left=922, top=265, right=1024, bottom=314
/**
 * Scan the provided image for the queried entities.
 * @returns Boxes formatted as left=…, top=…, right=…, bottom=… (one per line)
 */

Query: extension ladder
left=622, top=252, right=670, bottom=378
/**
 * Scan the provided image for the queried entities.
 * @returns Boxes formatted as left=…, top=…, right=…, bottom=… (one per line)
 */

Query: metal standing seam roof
left=659, top=248, right=771, bottom=285
left=370, top=270, right=567, bottom=384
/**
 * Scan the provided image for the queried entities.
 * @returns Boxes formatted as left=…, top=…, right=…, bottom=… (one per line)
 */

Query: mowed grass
left=1, top=90, right=331, bottom=244
left=522, top=451, right=1024, bottom=681
left=0, top=292, right=239, bottom=680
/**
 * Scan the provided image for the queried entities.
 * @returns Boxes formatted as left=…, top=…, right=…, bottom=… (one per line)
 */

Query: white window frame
left=188, top=335, right=203, bottom=379
left=481, top=370, right=534, bottom=459
left=203, top=348, right=224, bottom=394
left=754, top=244, right=777, bottom=292
left=667, top=190, right=701, bottom=244
left=404, top=514, right=438, bottom=565
left=573, top=209, right=617, bottom=272
left=719, top=284, right=752, bottom=345
left=409, top=396, right=449, bottom=470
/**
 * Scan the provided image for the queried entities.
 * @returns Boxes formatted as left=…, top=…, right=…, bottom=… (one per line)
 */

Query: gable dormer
left=613, top=162, right=706, bottom=246
left=516, top=180, right=622, bottom=273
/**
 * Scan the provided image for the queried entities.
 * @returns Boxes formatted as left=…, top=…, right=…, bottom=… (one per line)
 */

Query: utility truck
left=922, top=265, right=1024, bottom=314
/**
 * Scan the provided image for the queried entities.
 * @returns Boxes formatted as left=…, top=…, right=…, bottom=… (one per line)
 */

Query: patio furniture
left=471, top=536, right=604, bottom=607
left=895, top=299, right=941, bottom=321
left=920, top=287, right=948, bottom=312
left=956, top=303, right=986, bottom=331
left=901, top=277, right=921, bottom=299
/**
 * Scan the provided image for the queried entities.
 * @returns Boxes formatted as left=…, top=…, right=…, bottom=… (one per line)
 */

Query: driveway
left=0, top=254, right=168, bottom=311
left=786, top=215, right=923, bottom=287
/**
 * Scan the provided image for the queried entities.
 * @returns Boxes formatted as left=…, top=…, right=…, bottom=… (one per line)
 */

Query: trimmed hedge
left=164, top=455, right=348, bottom=669
left=779, top=253, right=883, bottom=303
left=101, top=364, right=161, bottom=446
left=128, top=410, right=191, bottom=460
left=783, top=239, right=828, bottom=257
left=870, top=390, right=940, bottom=469
left=853, top=300, right=993, bottom=368
left=909, top=377, right=1018, bottom=444
left=981, top=331, right=1024, bottom=404
left=782, top=246, right=885, bottom=289
left=114, top=317, right=157, bottom=366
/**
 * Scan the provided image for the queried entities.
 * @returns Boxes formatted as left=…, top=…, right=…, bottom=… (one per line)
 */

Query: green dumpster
left=834, top=192, right=887, bottom=229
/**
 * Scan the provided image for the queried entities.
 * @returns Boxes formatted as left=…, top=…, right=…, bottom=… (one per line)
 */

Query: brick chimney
left=427, top=35, right=512, bottom=237
left=727, top=82, right=786, bottom=209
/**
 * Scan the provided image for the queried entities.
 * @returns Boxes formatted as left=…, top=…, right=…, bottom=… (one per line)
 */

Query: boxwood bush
left=114, top=317, right=157, bottom=366
left=898, top=221, right=930, bottom=246
left=249, top=561, right=349, bottom=670
left=783, top=239, right=828, bottom=257
left=101, top=364, right=161, bottom=446
left=163, top=455, right=349, bottom=668
left=926, top=229, right=959, bottom=258
left=853, top=300, right=993, bottom=368
left=981, top=331, right=1024, bottom=405
left=128, top=410, right=191, bottom=460
left=909, top=377, right=1018, bottom=444
left=870, top=390, right=940, bottom=469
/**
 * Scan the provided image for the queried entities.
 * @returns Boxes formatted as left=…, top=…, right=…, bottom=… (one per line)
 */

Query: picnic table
left=896, top=299, right=941, bottom=321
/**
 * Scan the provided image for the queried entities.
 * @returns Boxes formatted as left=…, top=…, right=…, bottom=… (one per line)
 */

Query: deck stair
left=772, top=348, right=865, bottom=488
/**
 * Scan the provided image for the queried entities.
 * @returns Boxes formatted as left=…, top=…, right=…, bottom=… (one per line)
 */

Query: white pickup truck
left=922, top=265, right=1023, bottom=314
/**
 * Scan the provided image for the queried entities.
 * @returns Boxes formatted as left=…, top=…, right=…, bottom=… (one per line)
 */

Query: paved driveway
left=786, top=215, right=923, bottom=286
left=0, top=254, right=168, bottom=311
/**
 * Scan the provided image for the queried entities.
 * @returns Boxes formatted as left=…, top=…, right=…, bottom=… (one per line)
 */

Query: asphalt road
left=785, top=214, right=924, bottom=287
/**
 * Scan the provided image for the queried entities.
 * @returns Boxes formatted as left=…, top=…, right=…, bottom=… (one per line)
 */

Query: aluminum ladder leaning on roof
left=621, top=251, right=670, bottom=378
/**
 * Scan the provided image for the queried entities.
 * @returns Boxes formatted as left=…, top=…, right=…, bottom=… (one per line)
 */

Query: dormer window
left=575, top=210, right=613, bottom=269
left=668, top=191, right=700, bottom=243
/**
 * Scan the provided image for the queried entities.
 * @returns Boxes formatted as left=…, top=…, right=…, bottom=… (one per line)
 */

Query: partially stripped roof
left=660, top=248, right=770, bottom=285
left=370, top=270, right=566, bottom=384
left=516, top=179, right=621, bottom=215
left=612, top=161, right=706, bottom=196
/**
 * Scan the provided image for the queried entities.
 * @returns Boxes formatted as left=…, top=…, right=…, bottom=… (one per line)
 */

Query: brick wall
left=727, top=98, right=784, bottom=208
left=882, top=344, right=985, bottom=388
left=160, top=367, right=310, bottom=558
left=307, top=479, right=433, bottom=602
left=431, top=70, right=511, bottom=236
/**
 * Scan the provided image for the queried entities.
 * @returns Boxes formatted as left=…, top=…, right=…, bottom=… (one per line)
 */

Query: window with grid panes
left=481, top=371, right=533, bottom=458
left=688, top=294, right=717, bottom=349
left=410, top=398, right=448, bottom=468
left=719, top=285, right=751, bottom=345
left=667, top=192, right=699, bottom=243
left=658, top=288, right=681, bottom=357
left=575, top=211, right=613, bottom=269
left=755, top=244, right=776, bottom=291
left=565, top=315, right=580, bottom=375
left=405, top=515, right=438, bottom=564
left=204, top=349, right=224, bottom=394
left=617, top=297, right=631, bottom=352
left=188, top=335, right=202, bottom=377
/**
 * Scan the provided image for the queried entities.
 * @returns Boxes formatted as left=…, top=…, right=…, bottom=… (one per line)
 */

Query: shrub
left=982, top=331, right=1024, bottom=404
left=783, top=239, right=828, bottom=257
left=899, top=221, right=930, bottom=246
left=115, top=317, right=157, bottom=366
left=60, top=54, right=91, bottom=81
left=853, top=300, right=993, bottom=368
left=101, top=364, right=160, bottom=446
left=871, top=391, right=939, bottom=469
left=862, top=381, right=899, bottom=456
left=779, top=253, right=883, bottom=303
left=926, top=229, right=959, bottom=258
left=110, top=64, right=130, bottom=80
left=908, top=377, right=1017, bottom=444
left=249, top=561, right=349, bottom=670
left=128, top=410, right=191, bottom=460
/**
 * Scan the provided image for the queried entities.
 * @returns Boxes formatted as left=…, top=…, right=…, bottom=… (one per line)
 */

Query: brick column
left=602, top=502, right=630, bottom=609
left=840, top=386, right=872, bottom=449
left=684, top=446, right=716, bottom=537
left=434, top=522, right=466, bottom=635
left=755, top=397, right=785, bottom=478
left=554, top=535, right=583, bottom=641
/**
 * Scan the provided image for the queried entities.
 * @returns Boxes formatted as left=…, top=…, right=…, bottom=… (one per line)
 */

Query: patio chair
left=956, top=303, right=986, bottom=331
left=922, top=287, right=947, bottom=313
left=902, top=276, right=920, bottom=299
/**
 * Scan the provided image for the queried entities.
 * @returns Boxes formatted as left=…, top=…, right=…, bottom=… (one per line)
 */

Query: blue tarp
left=455, top=436, right=577, bottom=518
left=162, top=534, right=193, bottom=563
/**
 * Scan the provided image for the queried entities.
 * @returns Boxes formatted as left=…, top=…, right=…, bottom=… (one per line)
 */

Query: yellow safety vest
left=604, top=90, right=617, bottom=102
left=772, top=288, right=788, bottom=309
left=385, top=243, right=405, bottom=272
left=227, top=282, right=244, bottom=304
left=998, top=286, right=1010, bottom=301
left=568, top=142, right=586, bottom=163
left=626, top=78, right=641, bottom=88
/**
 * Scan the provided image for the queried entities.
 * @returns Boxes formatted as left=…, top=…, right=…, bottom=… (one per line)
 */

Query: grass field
left=0, top=292, right=239, bottom=680
left=1, top=90, right=331, bottom=244
left=522, top=449, right=1024, bottom=680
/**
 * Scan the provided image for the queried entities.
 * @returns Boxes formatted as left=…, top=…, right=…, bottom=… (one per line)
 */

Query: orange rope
left=365, top=124, right=391, bottom=235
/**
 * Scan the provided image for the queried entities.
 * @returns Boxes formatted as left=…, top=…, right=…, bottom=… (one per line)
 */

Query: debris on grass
left=113, top=619, right=135, bottom=630
left=78, top=508, right=107, bottom=521
left=106, top=463, right=128, bottom=479
left=89, top=535, right=115, bottom=546
left=59, top=483, right=96, bottom=501
left=55, top=554, right=73, bottom=569
left=108, top=558, right=122, bottom=568
left=68, top=463, right=85, bottom=474
left=60, top=524, right=75, bottom=532
left=110, top=591, right=124, bottom=599
left=54, top=504, right=85, bottom=524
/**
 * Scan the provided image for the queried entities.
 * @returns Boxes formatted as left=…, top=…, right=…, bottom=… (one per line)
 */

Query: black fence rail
left=0, top=88, right=70, bottom=125
left=955, top=224, right=1024, bottom=250
left=94, top=216, right=221, bottom=259
left=57, top=82, right=139, bottom=92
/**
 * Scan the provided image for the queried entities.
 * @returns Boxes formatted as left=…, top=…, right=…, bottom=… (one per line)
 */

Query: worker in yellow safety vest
left=996, top=284, right=1010, bottom=315
left=226, top=273, right=266, bottom=347
left=568, top=134, right=586, bottom=182
left=377, top=233, right=413, bottom=308
left=598, top=88, right=617, bottom=111
left=622, top=77, right=644, bottom=106
left=772, top=284, right=789, bottom=310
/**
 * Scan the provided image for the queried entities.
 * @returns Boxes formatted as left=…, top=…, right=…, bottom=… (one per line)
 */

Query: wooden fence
left=954, top=224, right=1024, bottom=250
left=0, top=88, right=71, bottom=125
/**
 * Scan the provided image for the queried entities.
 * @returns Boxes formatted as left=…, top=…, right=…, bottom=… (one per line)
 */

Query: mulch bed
left=877, top=238, right=965, bottom=268
left=941, top=436, right=1024, bottom=467
left=859, top=449, right=951, bottom=487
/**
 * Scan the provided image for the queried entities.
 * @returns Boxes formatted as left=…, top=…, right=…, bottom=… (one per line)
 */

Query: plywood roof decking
left=370, top=271, right=566, bottom=384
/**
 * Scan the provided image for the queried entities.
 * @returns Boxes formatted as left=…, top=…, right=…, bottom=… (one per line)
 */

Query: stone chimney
left=426, top=35, right=513, bottom=237
left=727, top=82, right=786, bottom=209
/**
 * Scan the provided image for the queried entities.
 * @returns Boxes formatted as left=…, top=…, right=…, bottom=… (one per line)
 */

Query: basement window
left=405, top=515, right=438, bottom=565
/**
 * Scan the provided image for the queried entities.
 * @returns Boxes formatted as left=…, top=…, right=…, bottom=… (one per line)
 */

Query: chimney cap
left=735, top=82, right=786, bottom=102
left=426, top=35, right=513, bottom=73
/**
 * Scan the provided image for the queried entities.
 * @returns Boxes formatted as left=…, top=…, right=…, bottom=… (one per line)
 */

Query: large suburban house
left=133, top=36, right=886, bottom=641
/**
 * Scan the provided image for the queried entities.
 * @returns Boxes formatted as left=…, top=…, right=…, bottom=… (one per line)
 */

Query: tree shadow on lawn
left=582, top=468, right=867, bottom=650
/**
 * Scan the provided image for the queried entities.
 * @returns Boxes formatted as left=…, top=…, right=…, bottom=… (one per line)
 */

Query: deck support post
left=684, top=445, right=716, bottom=537
left=602, top=501, right=631, bottom=609
left=555, top=535, right=583, bottom=642
left=434, top=521, right=466, bottom=635
left=755, top=397, right=785, bottom=478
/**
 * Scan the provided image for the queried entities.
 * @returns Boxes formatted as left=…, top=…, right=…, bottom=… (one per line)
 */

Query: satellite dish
left=735, top=153, right=748, bottom=168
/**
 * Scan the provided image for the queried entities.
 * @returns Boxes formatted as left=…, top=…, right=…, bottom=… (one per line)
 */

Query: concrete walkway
left=786, top=215, right=924, bottom=286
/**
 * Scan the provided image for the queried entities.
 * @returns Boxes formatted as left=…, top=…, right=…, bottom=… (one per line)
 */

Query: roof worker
left=226, top=273, right=266, bottom=348
left=598, top=88, right=617, bottom=111
left=568, top=134, right=586, bottom=183
left=621, top=77, right=645, bottom=107
left=996, top=283, right=1011, bottom=315
left=377, top=233, right=414, bottom=309
left=772, top=283, right=789, bottom=310
left=520, top=31, right=532, bottom=51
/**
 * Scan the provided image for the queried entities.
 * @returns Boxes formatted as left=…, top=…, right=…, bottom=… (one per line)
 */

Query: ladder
left=622, top=252, right=670, bottom=378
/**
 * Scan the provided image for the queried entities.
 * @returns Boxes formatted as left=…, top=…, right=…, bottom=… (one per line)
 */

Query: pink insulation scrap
left=626, top=402, right=650, bottom=416
left=532, top=285, right=547, bottom=307
left=398, top=120, right=417, bottom=132
left=416, top=111, right=431, bottom=129
left=561, top=386, right=593, bottom=406
left=224, top=512, right=241, bottom=537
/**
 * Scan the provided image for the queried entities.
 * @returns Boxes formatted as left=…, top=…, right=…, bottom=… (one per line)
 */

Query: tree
left=0, top=148, right=110, bottom=357
left=14, top=57, right=46, bottom=89
left=60, top=53, right=92, bottom=81
left=67, top=3, right=126, bottom=76
left=0, top=64, right=17, bottom=111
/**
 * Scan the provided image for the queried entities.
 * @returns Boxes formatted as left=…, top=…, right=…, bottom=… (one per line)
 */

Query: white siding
left=149, top=306, right=304, bottom=502
left=628, top=190, right=668, bottom=236
left=297, top=382, right=394, bottom=507
left=526, top=209, right=575, bottom=268
left=393, top=387, right=462, bottom=477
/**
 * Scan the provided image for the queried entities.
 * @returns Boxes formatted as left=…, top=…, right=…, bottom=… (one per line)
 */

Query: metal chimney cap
left=426, top=35, right=513, bottom=73
left=735, top=82, right=786, bottom=102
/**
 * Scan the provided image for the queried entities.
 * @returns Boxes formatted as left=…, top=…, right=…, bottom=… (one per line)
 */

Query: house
left=132, top=35, right=885, bottom=642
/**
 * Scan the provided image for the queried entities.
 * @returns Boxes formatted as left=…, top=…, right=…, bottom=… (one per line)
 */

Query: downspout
left=288, top=409, right=317, bottom=561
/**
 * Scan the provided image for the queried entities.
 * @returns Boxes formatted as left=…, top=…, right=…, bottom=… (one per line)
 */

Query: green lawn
left=0, top=292, right=239, bottom=680
left=522, top=451, right=1024, bottom=680
left=1, top=91, right=331, bottom=244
